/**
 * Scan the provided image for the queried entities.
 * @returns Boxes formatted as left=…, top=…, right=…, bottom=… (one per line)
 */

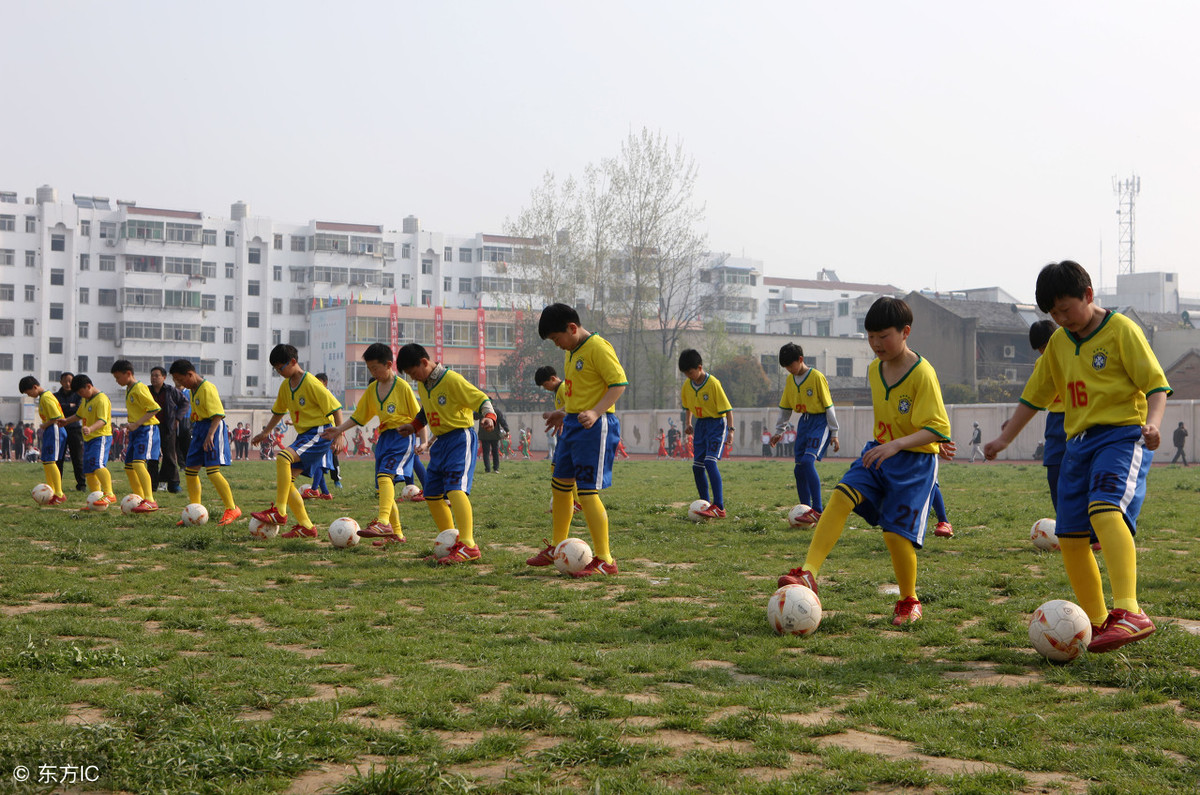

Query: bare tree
left=504, top=171, right=581, bottom=310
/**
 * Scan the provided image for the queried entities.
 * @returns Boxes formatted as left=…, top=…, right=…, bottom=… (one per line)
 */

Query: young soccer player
left=251, top=345, right=344, bottom=539
left=322, top=343, right=424, bottom=545
left=770, top=343, right=840, bottom=525
left=678, top=349, right=733, bottom=519
left=526, top=365, right=583, bottom=567
left=19, top=376, right=69, bottom=505
left=538, top=303, right=628, bottom=577
left=59, top=374, right=117, bottom=509
left=301, top=372, right=339, bottom=500
left=778, top=297, right=952, bottom=626
left=1026, top=319, right=1067, bottom=510
left=395, top=342, right=495, bottom=564
left=168, top=359, right=242, bottom=526
left=985, top=261, right=1169, bottom=653
left=109, top=360, right=162, bottom=513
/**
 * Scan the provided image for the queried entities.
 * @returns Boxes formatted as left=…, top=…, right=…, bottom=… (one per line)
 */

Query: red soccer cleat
left=251, top=505, right=288, bottom=525
left=1087, top=608, right=1155, bottom=653
left=217, top=507, right=242, bottom=526
left=571, top=557, right=619, bottom=578
left=526, top=539, right=556, bottom=567
left=777, top=568, right=818, bottom=593
left=934, top=521, right=954, bottom=538
left=132, top=500, right=159, bottom=514
left=280, top=524, right=318, bottom=539
left=49, top=494, right=68, bottom=506
left=301, top=488, right=320, bottom=500
left=696, top=505, right=727, bottom=519
left=892, top=596, right=923, bottom=626
left=798, top=508, right=822, bottom=526
left=437, top=541, right=482, bottom=564
left=372, top=534, right=406, bottom=547
left=357, top=521, right=394, bottom=538
left=573, top=501, right=583, bottom=514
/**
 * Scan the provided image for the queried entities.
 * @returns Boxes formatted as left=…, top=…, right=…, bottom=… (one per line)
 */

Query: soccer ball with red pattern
left=1028, top=599, right=1092, bottom=662
left=767, top=584, right=822, bottom=636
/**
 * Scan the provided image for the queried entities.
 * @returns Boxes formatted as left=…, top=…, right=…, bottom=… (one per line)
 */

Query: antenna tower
left=1112, top=174, right=1140, bottom=275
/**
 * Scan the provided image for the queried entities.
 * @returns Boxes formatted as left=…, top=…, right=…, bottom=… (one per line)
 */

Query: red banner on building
left=515, top=309, right=524, bottom=350
left=434, top=306, right=444, bottom=363
left=477, top=303, right=487, bottom=388
left=389, top=295, right=399, bottom=358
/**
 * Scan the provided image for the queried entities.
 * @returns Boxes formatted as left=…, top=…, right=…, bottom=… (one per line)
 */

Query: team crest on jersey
left=386, top=405, right=395, bottom=414
left=438, top=395, right=447, bottom=405
left=702, top=394, right=709, bottom=401
left=806, top=388, right=813, bottom=397
left=575, top=359, right=584, bottom=371
left=298, top=397, right=306, bottom=407
left=897, top=396, right=913, bottom=415
left=1091, top=349, right=1108, bottom=371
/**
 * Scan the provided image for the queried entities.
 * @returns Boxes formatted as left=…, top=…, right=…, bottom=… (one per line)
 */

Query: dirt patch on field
left=432, top=730, right=486, bottom=748
left=629, top=730, right=754, bottom=755
left=284, top=755, right=392, bottom=795
left=941, top=662, right=1040, bottom=687
left=238, top=709, right=275, bottom=721
left=75, top=677, right=120, bottom=686
left=266, top=642, right=325, bottom=658
left=1171, top=618, right=1200, bottom=636
left=0, top=601, right=73, bottom=616
left=58, top=703, right=109, bottom=725
left=228, top=615, right=271, bottom=630
left=778, top=708, right=839, bottom=727
left=340, top=707, right=408, bottom=732
left=288, top=683, right=353, bottom=704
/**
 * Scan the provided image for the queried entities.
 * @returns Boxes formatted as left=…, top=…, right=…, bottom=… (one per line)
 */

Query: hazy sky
left=6, top=1, right=1199, bottom=304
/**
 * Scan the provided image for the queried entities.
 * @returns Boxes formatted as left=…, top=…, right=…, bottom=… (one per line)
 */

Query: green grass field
left=1, top=458, right=1198, bottom=795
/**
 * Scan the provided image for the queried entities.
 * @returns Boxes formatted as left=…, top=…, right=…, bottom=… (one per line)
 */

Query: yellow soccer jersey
left=1027, top=355, right=1065, bottom=416
left=125, top=381, right=161, bottom=426
left=779, top=368, right=834, bottom=416
left=1021, top=311, right=1171, bottom=438
left=77, top=392, right=113, bottom=441
left=38, top=391, right=64, bottom=424
left=352, top=378, right=419, bottom=431
left=554, top=382, right=567, bottom=412
left=190, top=380, right=226, bottom=421
left=272, top=372, right=342, bottom=432
left=682, top=373, right=732, bottom=420
left=562, top=333, right=628, bottom=414
left=868, top=356, right=950, bottom=454
left=418, top=368, right=489, bottom=436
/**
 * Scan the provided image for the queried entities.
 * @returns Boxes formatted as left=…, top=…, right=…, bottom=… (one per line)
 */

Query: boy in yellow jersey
left=109, top=360, right=162, bottom=513
left=1026, top=320, right=1068, bottom=512
left=167, top=359, right=242, bottom=526
left=525, top=365, right=583, bottom=567
left=778, top=297, right=952, bottom=626
left=538, top=303, right=628, bottom=577
left=251, top=344, right=344, bottom=539
left=18, top=375, right=69, bottom=505
left=679, top=349, right=734, bottom=519
left=395, top=342, right=495, bottom=564
left=770, top=342, right=840, bottom=525
left=322, top=343, right=425, bottom=545
left=985, top=261, right=1170, bottom=653
left=59, top=375, right=117, bottom=509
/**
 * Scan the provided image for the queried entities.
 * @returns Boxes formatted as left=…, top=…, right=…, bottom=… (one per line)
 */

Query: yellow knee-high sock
left=578, top=491, right=611, bottom=563
left=1091, top=505, right=1140, bottom=614
left=551, top=478, right=576, bottom=545
left=448, top=491, right=475, bottom=547
left=96, top=467, right=114, bottom=498
left=376, top=474, right=396, bottom=524
left=389, top=502, right=404, bottom=538
left=802, top=486, right=857, bottom=575
left=86, top=472, right=100, bottom=494
left=275, top=452, right=297, bottom=514
left=43, top=462, right=63, bottom=496
left=133, top=461, right=153, bottom=501
left=1060, top=536, right=1108, bottom=625
left=206, top=467, right=235, bottom=509
left=184, top=467, right=202, bottom=503
left=426, top=493, right=454, bottom=531
left=883, top=531, right=918, bottom=599
left=124, top=464, right=143, bottom=499
left=286, top=481, right=312, bottom=528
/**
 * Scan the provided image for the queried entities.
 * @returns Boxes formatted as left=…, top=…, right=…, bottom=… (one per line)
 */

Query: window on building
left=247, top=280, right=260, bottom=296
left=25, top=216, right=37, bottom=233
left=838, top=301, right=849, bottom=317
left=97, top=323, right=116, bottom=340
left=271, top=298, right=282, bottom=315
left=50, top=269, right=64, bottom=286
left=79, top=287, right=89, bottom=304
left=458, top=278, right=472, bottom=293
left=201, top=326, right=215, bottom=343
left=290, top=235, right=306, bottom=252
left=421, top=259, right=433, bottom=274
left=224, top=327, right=234, bottom=343
left=443, top=246, right=453, bottom=262
left=459, top=247, right=472, bottom=263
left=24, top=285, right=35, bottom=301
left=25, top=250, right=35, bottom=267
left=201, top=294, right=216, bottom=310
left=273, top=234, right=282, bottom=250
left=0, top=215, right=14, bottom=231
left=421, top=289, right=432, bottom=306
left=402, top=243, right=411, bottom=258
left=273, top=265, right=282, bottom=281
left=836, top=358, right=853, bottom=378
left=247, top=312, right=259, bottom=328
left=0, top=319, right=11, bottom=336
left=77, top=355, right=87, bottom=372
left=202, top=261, right=216, bottom=278
left=223, top=361, right=233, bottom=376
left=51, top=234, right=65, bottom=251
left=49, top=303, right=63, bottom=320
left=25, top=354, right=35, bottom=371
left=98, top=289, right=117, bottom=306
left=0, top=284, right=13, bottom=301
left=247, top=344, right=259, bottom=360
left=271, top=329, right=281, bottom=345
left=79, top=220, right=90, bottom=236
left=99, top=255, right=115, bottom=272
left=289, top=298, right=307, bottom=315
left=202, top=229, right=216, bottom=246
left=816, top=320, right=830, bottom=337
left=224, top=295, right=234, bottom=311
left=401, top=273, right=411, bottom=289
left=288, top=330, right=308, bottom=348
left=96, top=357, right=113, bottom=372
left=0, top=249, right=12, bottom=266
left=99, top=222, right=116, bottom=239
left=248, top=248, right=261, bottom=264
left=78, top=253, right=89, bottom=270
left=246, top=375, right=259, bottom=387
left=225, top=231, right=235, bottom=246
left=225, top=262, right=234, bottom=278
left=444, top=276, right=452, bottom=292
left=0, top=354, right=12, bottom=371
left=78, top=321, right=88, bottom=338
left=49, top=337, right=63, bottom=354
left=23, top=319, right=34, bottom=336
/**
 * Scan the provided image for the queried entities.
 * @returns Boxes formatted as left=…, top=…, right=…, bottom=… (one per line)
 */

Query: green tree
left=708, top=353, right=771, bottom=408
left=941, top=382, right=978, bottom=405
left=494, top=312, right=558, bottom=413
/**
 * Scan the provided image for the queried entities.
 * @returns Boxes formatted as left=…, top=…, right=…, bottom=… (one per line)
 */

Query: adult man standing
left=479, top=407, right=509, bottom=473
left=148, top=366, right=188, bottom=493
left=54, top=371, right=87, bottom=491
left=1172, top=421, right=1189, bottom=466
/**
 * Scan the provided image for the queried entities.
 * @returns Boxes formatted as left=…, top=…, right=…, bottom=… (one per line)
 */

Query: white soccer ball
left=86, top=491, right=109, bottom=511
left=248, top=516, right=279, bottom=540
left=181, top=503, right=209, bottom=526
left=1029, top=599, right=1092, bottom=662
left=120, top=494, right=144, bottom=515
left=687, top=499, right=712, bottom=521
left=400, top=484, right=422, bottom=501
left=552, top=537, right=593, bottom=575
left=787, top=504, right=816, bottom=528
left=768, top=584, right=823, bottom=636
left=31, top=483, right=55, bottom=505
left=1030, top=518, right=1059, bottom=552
left=328, top=517, right=361, bottom=549
left=432, top=528, right=460, bottom=559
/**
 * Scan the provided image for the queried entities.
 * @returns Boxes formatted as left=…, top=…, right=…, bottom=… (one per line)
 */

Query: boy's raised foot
left=217, top=507, right=242, bottom=526
left=892, top=597, right=922, bottom=626
left=571, top=557, right=618, bottom=577
left=777, top=568, right=818, bottom=593
left=301, top=488, right=320, bottom=500
left=132, top=500, right=159, bottom=514
left=438, top=541, right=481, bottom=564
left=526, top=539, right=556, bottom=567
left=251, top=505, right=288, bottom=525
left=934, top=521, right=954, bottom=538
left=280, top=524, right=318, bottom=539
left=697, top=505, right=726, bottom=519
left=798, top=508, right=822, bottom=526
left=1087, top=609, right=1155, bottom=653
left=357, top=520, right=395, bottom=539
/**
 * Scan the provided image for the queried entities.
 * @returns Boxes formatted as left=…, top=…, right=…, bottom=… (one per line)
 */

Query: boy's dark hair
left=677, top=349, right=703, bottom=373
left=70, top=374, right=93, bottom=392
left=150, top=366, right=167, bottom=377
left=533, top=365, right=557, bottom=386
left=778, top=343, right=804, bottom=367
left=315, top=372, right=328, bottom=384
left=18, top=375, right=39, bottom=392
left=168, top=359, right=195, bottom=376
left=1034, top=260, right=1091, bottom=313
left=110, top=359, right=133, bottom=375
left=863, top=296, right=913, bottom=333
left=538, top=303, right=580, bottom=339
left=1028, top=319, right=1057, bottom=350
left=362, top=343, right=393, bottom=365
left=60, top=371, right=74, bottom=380
left=269, top=344, right=299, bottom=367
left=396, top=343, right=429, bottom=371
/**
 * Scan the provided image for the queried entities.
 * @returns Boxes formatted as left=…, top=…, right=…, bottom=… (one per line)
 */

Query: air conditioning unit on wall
left=1003, top=345, right=1015, bottom=359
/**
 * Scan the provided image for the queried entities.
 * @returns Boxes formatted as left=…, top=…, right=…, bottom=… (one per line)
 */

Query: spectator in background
left=1173, top=422, right=1189, bottom=466
left=762, top=424, right=772, bottom=457
left=479, top=407, right=509, bottom=473
left=148, top=366, right=188, bottom=493
left=55, top=372, right=87, bottom=491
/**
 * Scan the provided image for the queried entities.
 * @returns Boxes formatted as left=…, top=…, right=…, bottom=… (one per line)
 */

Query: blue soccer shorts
left=553, top=413, right=620, bottom=491
left=692, top=416, right=727, bottom=463
left=838, top=441, right=938, bottom=548
left=83, top=436, right=112, bottom=475
left=185, top=418, right=232, bottom=467
left=1056, top=424, right=1152, bottom=537
left=124, top=424, right=161, bottom=464
left=425, top=427, right=477, bottom=496
left=40, top=425, right=66, bottom=463
left=795, top=412, right=833, bottom=463
left=1042, top=411, right=1066, bottom=468
left=374, top=428, right=418, bottom=481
